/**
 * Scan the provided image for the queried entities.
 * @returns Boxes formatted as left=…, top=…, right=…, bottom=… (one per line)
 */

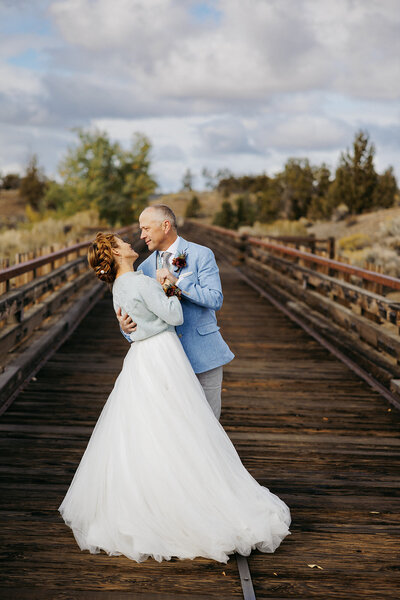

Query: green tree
left=307, top=164, right=332, bottom=219
left=217, top=172, right=268, bottom=197
left=20, top=155, right=47, bottom=210
left=254, top=176, right=282, bottom=223
left=279, top=158, right=315, bottom=220
left=374, top=166, right=398, bottom=209
left=185, top=195, right=201, bottom=218
left=55, top=129, right=156, bottom=224
left=330, top=131, right=378, bottom=214
left=235, top=195, right=255, bottom=227
left=213, top=200, right=236, bottom=229
left=1, top=173, right=21, bottom=189
left=41, top=181, right=74, bottom=212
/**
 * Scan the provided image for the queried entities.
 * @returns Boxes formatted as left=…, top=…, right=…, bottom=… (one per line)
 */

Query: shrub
left=338, top=233, right=372, bottom=252
left=185, top=195, right=201, bottom=218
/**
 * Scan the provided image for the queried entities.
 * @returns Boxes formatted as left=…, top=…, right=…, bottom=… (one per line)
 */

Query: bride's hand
left=156, top=268, right=178, bottom=286
left=116, top=307, right=137, bottom=334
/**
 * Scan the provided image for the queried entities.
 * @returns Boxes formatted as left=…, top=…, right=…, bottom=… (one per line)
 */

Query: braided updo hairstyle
left=87, top=232, right=120, bottom=284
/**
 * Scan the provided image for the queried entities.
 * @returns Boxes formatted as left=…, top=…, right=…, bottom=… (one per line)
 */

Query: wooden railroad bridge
left=0, top=221, right=399, bottom=599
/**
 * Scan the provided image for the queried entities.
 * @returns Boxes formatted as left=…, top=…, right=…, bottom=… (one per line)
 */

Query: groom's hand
left=156, top=268, right=178, bottom=286
left=116, top=307, right=137, bottom=334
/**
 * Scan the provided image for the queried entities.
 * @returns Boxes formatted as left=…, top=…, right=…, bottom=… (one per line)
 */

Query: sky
left=0, top=0, right=399, bottom=192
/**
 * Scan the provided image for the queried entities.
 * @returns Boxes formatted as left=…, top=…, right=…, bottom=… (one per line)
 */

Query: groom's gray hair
left=146, top=204, right=177, bottom=230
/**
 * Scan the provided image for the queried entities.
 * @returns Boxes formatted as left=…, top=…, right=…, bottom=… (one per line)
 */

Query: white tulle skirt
left=59, top=330, right=291, bottom=563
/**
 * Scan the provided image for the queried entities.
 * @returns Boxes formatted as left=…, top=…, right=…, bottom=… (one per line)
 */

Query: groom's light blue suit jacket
left=132, top=237, right=234, bottom=374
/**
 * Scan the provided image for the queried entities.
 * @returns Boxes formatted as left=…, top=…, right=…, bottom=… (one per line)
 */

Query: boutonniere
left=172, top=253, right=187, bottom=272
left=163, top=282, right=182, bottom=300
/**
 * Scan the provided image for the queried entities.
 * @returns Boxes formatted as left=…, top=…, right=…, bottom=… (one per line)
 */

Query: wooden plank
left=0, top=234, right=399, bottom=598
left=0, top=279, right=104, bottom=412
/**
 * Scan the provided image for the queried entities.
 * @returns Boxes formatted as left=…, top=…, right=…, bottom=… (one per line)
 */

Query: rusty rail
left=185, top=220, right=400, bottom=401
left=0, top=223, right=140, bottom=409
left=193, top=221, right=400, bottom=291
left=248, top=236, right=400, bottom=291
left=0, top=225, right=136, bottom=290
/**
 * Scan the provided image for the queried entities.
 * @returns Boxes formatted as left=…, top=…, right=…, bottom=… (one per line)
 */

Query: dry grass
left=238, top=219, right=308, bottom=237
left=0, top=210, right=103, bottom=264
left=150, top=191, right=223, bottom=222
left=309, top=205, right=400, bottom=241
left=317, top=210, right=400, bottom=277
left=337, top=233, right=372, bottom=252
left=0, top=190, right=27, bottom=228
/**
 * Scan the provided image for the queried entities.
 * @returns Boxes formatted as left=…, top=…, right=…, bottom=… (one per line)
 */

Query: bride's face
left=114, top=237, right=138, bottom=261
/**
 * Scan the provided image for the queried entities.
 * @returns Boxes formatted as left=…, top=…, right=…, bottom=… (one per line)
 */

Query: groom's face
left=139, top=209, right=168, bottom=252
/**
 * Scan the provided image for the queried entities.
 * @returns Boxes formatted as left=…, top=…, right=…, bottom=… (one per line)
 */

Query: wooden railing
left=3, top=218, right=400, bottom=406
left=263, top=234, right=335, bottom=258
left=184, top=221, right=400, bottom=397
left=0, top=224, right=139, bottom=409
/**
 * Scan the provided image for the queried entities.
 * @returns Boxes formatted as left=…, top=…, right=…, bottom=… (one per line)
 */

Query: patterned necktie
left=161, top=251, right=172, bottom=270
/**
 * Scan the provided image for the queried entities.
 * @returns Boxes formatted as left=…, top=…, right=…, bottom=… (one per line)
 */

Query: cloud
left=47, top=0, right=400, bottom=105
left=262, top=115, right=349, bottom=151
left=198, top=117, right=260, bottom=155
left=0, top=0, right=399, bottom=190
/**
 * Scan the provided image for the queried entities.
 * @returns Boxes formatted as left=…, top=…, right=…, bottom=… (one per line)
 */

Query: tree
left=255, top=178, right=283, bottom=223
left=235, top=195, right=255, bottom=227
left=374, top=167, right=398, bottom=209
left=20, top=155, right=47, bottom=210
left=181, top=168, right=194, bottom=191
left=330, top=131, right=378, bottom=214
left=217, top=172, right=268, bottom=197
left=41, top=181, right=74, bottom=213
left=185, top=195, right=201, bottom=218
left=55, top=129, right=157, bottom=224
left=307, top=164, right=333, bottom=219
left=213, top=200, right=236, bottom=229
left=1, top=173, right=21, bottom=190
left=279, top=158, right=315, bottom=220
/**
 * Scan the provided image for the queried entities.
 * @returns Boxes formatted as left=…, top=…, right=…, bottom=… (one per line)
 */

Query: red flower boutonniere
left=172, top=253, right=187, bottom=272
left=163, top=282, right=182, bottom=300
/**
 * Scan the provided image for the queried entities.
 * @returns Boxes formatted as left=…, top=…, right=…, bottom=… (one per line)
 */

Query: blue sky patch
left=189, top=1, right=222, bottom=24
left=8, top=49, right=46, bottom=71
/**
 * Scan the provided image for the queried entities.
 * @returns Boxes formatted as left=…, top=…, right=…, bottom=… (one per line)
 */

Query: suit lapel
left=174, top=237, right=189, bottom=274
left=176, top=237, right=189, bottom=257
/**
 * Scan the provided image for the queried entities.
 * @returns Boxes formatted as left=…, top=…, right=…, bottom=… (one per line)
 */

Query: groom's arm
left=167, top=249, right=223, bottom=311
left=116, top=307, right=137, bottom=342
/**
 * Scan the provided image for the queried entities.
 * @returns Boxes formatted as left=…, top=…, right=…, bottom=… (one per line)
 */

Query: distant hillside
left=0, top=190, right=27, bottom=228
left=309, top=205, right=400, bottom=241
left=150, top=191, right=223, bottom=223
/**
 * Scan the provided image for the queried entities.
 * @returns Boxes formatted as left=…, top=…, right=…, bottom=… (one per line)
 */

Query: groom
left=117, top=204, right=234, bottom=419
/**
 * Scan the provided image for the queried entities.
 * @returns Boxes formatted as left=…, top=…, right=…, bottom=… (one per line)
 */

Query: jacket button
left=178, top=334, right=183, bottom=338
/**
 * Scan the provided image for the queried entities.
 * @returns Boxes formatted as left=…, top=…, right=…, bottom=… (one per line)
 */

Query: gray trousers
left=196, top=366, right=223, bottom=420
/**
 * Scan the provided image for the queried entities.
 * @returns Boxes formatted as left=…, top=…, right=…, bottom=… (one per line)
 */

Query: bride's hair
left=88, top=232, right=119, bottom=284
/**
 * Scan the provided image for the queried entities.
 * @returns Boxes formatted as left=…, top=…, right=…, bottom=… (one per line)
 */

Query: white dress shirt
left=158, top=237, right=181, bottom=270
left=158, top=237, right=193, bottom=285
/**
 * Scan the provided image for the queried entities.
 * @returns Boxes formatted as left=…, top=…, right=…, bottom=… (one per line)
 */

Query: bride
left=58, top=232, right=291, bottom=563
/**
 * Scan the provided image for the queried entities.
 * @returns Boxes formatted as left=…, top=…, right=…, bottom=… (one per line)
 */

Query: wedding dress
left=59, top=271, right=291, bottom=563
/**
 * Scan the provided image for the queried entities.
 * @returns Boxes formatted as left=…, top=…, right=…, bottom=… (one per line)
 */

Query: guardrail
left=0, top=224, right=139, bottom=410
left=262, top=234, right=335, bottom=258
left=184, top=221, right=400, bottom=397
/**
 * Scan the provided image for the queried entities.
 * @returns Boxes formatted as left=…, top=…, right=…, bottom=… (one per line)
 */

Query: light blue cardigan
left=121, top=237, right=234, bottom=374
left=113, top=271, right=183, bottom=340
